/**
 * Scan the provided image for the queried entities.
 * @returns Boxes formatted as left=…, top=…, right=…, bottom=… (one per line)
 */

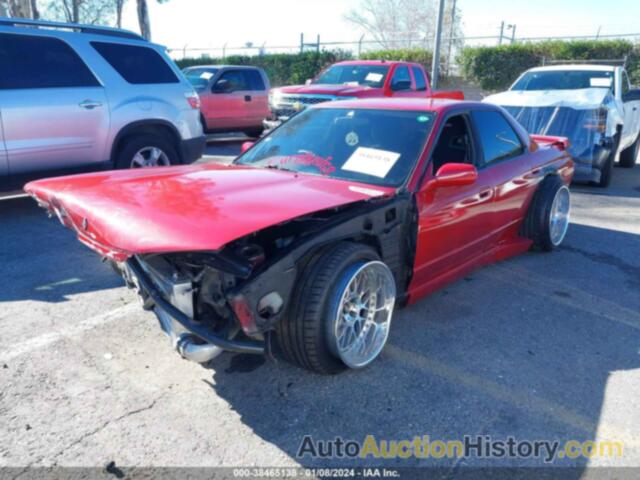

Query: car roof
left=334, top=60, right=416, bottom=67
left=183, top=65, right=262, bottom=70
left=314, top=97, right=484, bottom=113
left=526, top=65, right=616, bottom=72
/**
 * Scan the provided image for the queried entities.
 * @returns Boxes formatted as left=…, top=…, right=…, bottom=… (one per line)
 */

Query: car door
left=410, top=112, right=496, bottom=296
left=469, top=109, right=537, bottom=243
left=0, top=32, right=109, bottom=177
left=387, top=64, right=415, bottom=98
left=0, top=109, right=7, bottom=191
left=206, top=69, right=252, bottom=130
left=242, top=69, right=270, bottom=127
left=620, top=70, right=640, bottom=148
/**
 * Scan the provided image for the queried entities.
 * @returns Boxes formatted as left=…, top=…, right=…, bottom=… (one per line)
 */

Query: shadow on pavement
left=0, top=197, right=122, bottom=303
left=204, top=223, right=639, bottom=475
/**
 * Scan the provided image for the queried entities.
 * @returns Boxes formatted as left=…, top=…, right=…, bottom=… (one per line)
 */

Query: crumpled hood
left=274, top=84, right=376, bottom=97
left=484, top=88, right=612, bottom=110
left=25, top=163, right=394, bottom=259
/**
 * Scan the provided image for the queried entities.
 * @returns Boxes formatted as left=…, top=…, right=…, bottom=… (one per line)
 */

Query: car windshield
left=313, top=65, right=390, bottom=88
left=511, top=70, right=614, bottom=92
left=184, top=67, right=218, bottom=90
left=235, top=108, right=435, bottom=187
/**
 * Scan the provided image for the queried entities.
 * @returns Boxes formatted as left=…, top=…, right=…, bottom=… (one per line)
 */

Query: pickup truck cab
left=265, top=60, right=463, bottom=129
left=484, top=64, right=640, bottom=187
left=184, top=65, right=271, bottom=138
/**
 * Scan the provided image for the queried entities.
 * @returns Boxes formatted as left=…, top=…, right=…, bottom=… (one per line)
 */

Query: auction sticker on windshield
left=342, top=147, right=400, bottom=178
left=365, top=72, right=384, bottom=83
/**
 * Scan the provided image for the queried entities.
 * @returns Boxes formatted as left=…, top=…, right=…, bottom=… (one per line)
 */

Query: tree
left=56, top=0, right=115, bottom=23
left=115, top=0, right=124, bottom=27
left=2, top=0, right=37, bottom=17
left=135, top=0, right=168, bottom=40
left=345, top=0, right=462, bottom=52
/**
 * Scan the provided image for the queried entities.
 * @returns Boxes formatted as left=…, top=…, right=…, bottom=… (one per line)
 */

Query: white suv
left=0, top=17, right=205, bottom=193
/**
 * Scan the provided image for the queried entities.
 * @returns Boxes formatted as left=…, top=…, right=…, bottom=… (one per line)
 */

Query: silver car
left=0, top=17, right=205, bottom=193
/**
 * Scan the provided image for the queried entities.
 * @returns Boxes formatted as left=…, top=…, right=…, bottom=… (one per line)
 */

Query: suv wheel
left=116, top=134, right=180, bottom=169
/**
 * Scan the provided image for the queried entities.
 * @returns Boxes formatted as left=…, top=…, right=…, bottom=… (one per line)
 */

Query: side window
left=214, top=70, right=249, bottom=92
left=391, top=65, right=412, bottom=91
left=0, top=33, right=99, bottom=89
left=244, top=69, right=266, bottom=91
left=91, top=42, right=178, bottom=84
left=431, top=114, right=474, bottom=173
left=471, top=110, right=524, bottom=166
left=412, top=66, right=427, bottom=91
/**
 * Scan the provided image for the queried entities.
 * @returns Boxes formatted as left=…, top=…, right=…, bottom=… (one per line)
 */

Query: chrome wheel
left=328, top=261, right=396, bottom=368
left=130, top=146, right=170, bottom=168
left=549, top=186, right=570, bottom=246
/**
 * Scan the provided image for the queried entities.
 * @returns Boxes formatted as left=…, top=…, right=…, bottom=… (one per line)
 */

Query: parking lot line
left=0, top=303, right=138, bottom=363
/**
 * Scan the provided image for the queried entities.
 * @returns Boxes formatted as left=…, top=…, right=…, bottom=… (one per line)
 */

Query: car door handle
left=244, top=95, right=252, bottom=102
left=79, top=100, right=102, bottom=110
left=478, top=189, right=492, bottom=199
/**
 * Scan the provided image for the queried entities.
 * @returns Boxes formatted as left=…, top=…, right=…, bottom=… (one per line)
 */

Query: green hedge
left=459, top=40, right=638, bottom=90
left=360, top=48, right=433, bottom=70
left=176, top=50, right=353, bottom=87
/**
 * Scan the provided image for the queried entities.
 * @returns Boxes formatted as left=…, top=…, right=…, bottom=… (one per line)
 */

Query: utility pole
left=445, top=0, right=457, bottom=77
left=510, top=24, right=517, bottom=43
left=498, top=21, right=505, bottom=45
left=430, top=0, right=446, bottom=89
left=300, top=33, right=304, bottom=54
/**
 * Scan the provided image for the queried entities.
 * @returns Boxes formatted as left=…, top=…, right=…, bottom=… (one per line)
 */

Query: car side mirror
left=241, top=141, right=255, bottom=153
left=434, top=163, right=478, bottom=187
left=391, top=80, right=412, bottom=92
left=305, top=78, right=313, bottom=85
left=213, top=79, right=230, bottom=94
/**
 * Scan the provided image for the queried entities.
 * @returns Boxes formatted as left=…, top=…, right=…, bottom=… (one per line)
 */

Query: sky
left=120, top=0, right=640, bottom=56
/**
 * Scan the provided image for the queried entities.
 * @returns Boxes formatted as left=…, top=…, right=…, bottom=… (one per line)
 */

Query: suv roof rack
left=541, top=56, right=627, bottom=68
left=0, top=16, right=144, bottom=41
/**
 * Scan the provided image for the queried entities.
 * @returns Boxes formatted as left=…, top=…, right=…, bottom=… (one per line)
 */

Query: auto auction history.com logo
left=297, top=435, right=624, bottom=463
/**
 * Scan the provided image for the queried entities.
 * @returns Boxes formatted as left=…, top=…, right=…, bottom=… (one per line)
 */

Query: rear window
left=412, top=66, right=427, bottom=91
left=0, top=33, right=99, bottom=89
left=471, top=110, right=523, bottom=165
left=91, top=42, right=178, bottom=84
left=244, top=69, right=266, bottom=90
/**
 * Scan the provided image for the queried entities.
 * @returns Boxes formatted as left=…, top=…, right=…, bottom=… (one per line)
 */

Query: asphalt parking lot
left=1, top=140, right=639, bottom=475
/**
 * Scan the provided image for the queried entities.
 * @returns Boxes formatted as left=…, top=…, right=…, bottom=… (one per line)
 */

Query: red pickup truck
left=265, top=60, right=463, bottom=129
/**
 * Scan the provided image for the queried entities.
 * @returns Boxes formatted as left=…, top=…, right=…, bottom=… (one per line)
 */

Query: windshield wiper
left=264, top=164, right=297, bottom=173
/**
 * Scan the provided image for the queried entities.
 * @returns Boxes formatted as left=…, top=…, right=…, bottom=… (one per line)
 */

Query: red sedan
left=26, top=98, right=573, bottom=374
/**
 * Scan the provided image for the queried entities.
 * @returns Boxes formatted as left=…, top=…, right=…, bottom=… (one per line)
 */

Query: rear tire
left=276, top=242, right=395, bottom=374
left=523, top=176, right=571, bottom=251
left=619, top=133, right=639, bottom=168
left=115, top=134, right=180, bottom=169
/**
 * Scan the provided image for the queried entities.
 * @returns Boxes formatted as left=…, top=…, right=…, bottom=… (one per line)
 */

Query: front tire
left=115, top=134, right=180, bottom=169
left=619, top=133, right=639, bottom=168
left=594, top=133, right=619, bottom=188
left=277, top=242, right=396, bottom=374
left=523, top=176, right=571, bottom=251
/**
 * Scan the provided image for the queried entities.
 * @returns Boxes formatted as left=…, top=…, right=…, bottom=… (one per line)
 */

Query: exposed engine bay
left=118, top=193, right=417, bottom=363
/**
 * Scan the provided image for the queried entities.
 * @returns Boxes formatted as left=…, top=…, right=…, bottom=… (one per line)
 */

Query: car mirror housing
left=434, top=163, right=478, bottom=187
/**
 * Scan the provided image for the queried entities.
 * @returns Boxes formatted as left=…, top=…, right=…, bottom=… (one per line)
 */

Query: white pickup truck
left=484, top=64, right=640, bottom=187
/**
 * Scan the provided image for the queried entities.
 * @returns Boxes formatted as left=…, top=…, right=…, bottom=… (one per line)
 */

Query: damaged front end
left=116, top=194, right=416, bottom=364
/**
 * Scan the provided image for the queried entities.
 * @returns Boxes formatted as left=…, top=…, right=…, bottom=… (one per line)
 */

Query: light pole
left=430, top=0, right=446, bottom=89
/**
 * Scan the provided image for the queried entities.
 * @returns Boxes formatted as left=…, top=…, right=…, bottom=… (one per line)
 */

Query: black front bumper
left=572, top=137, right=615, bottom=183
left=180, top=135, right=206, bottom=164
left=127, top=256, right=264, bottom=355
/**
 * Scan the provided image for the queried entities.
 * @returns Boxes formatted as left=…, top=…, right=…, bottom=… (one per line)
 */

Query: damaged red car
left=26, top=98, right=574, bottom=374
